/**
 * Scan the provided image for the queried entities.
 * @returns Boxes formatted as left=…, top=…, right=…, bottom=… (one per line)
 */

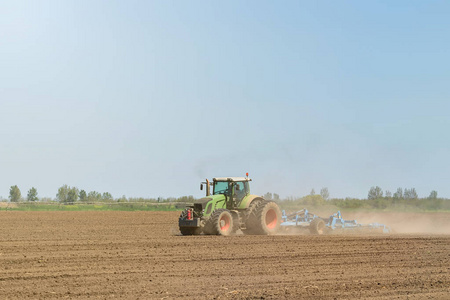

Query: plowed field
left=0, top=211, right=449, bottom=299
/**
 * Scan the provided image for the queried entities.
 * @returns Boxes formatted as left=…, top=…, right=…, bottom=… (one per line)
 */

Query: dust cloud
left=338, top=212, right=450, bottom=235
left=274, top=206, right=450, bottom=235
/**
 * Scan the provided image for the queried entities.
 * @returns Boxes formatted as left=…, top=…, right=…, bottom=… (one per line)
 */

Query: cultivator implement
left=280, top=209, right=391, bottom=234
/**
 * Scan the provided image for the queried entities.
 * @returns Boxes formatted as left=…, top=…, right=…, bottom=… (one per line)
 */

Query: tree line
left=5, top=184, right=450, bottom=210
left=277, top=186, right=449, bottom=211
left=8, top=185, right=38, bottom=202
left=6, top=185, right=114, bottom=203
left=5, top=185, right=195, bottom=204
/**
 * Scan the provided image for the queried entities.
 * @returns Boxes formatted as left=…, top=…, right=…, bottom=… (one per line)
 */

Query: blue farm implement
left=280, top=209, right=391, bottom=234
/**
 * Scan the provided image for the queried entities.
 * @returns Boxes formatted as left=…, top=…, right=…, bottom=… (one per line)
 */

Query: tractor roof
left=213, top=177, right=252, bottom=182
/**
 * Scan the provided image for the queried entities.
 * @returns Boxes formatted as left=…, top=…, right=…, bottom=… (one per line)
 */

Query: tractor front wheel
left=204, top=209, right=234, bottom=236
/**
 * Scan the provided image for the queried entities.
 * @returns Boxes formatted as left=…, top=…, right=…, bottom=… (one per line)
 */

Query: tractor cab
left=212, top=177, right=250, bottom=201
left=201, top=177, right=251, bottom=202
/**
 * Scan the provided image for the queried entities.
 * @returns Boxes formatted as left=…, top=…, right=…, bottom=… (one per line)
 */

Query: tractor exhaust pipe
left=206, top=179, right=210, bottom=196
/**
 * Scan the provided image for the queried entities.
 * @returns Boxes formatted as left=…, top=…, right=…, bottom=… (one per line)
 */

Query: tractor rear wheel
left=245, top=201, right=281, bottom=235
left=310, top=218, right=326, bottom=235
left=241, top=200, right=260, bottom=235
left=204, top=209, right=234, bottom=236
left=180, top=227, right=202, bottom=235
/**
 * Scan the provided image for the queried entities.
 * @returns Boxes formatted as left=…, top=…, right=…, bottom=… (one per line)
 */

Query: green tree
left=368, top=186, right=383, bottom=200
left=320, top=187, right=329, bottom=201
left=273, top=193, right=280, bottom=201
left=57, top=185, right=78, bottom=203
left=67, top=187, right=79, bottom=203
left=310, top=189, right=316, bottom=196
left=372, top=198, right=389, bottom=209
left=117, top=195, right=127, bottom=202
left=428, top=190, right=438, bottom=199
left=9, top=185, right=21, bottom=202
left=393, top=187, right=403, bottom=200
left=87, top=191, right=102, bottom=202
left=27, top=187, right=38, bottom=202
left=263, top=192, right=273, bottom=200
left=404, top=188, right=418, bottom=200
left=404, top=188, right=411, bottom=199
left=79, top=190, right=87, bottom=201
left=102, top=192, right=113, bottom=201
left=299, top=194, right=325, bottom=206
left=57, top=184, right=70, bottom=203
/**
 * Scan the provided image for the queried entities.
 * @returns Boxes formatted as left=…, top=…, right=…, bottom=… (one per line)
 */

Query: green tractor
left=178, top=176, right=282, bottom=236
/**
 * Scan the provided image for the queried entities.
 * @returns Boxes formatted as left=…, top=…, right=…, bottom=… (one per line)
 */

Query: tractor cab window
left=213, top=181, right=229, bottom=195
left=235, top=182, right=246, bottom=200
left=234, top=182, right=244, bottom=194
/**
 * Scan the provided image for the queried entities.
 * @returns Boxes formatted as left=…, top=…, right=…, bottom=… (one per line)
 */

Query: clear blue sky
left=1, top=1, right=449, bottom=200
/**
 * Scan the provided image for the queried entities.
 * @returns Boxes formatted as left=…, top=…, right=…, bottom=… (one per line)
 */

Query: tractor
left=178, top=175, right=282, bottom=236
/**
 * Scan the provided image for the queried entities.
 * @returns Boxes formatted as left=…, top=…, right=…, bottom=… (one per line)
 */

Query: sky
left=1, top=0, right=450, bottom=200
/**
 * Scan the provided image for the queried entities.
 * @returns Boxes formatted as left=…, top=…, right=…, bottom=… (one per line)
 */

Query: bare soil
left=0, top=211, right=449, bottom=299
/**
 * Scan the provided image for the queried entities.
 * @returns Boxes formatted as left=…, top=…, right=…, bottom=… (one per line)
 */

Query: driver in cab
left=235, top=183, right=245, bottom=200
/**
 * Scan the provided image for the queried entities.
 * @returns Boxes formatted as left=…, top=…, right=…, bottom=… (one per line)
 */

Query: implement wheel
left=245, top=201, right=281, bottom=235
left=204, top=209, right=234, bottom=236
left=310, top=218, right=326, bottom=235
